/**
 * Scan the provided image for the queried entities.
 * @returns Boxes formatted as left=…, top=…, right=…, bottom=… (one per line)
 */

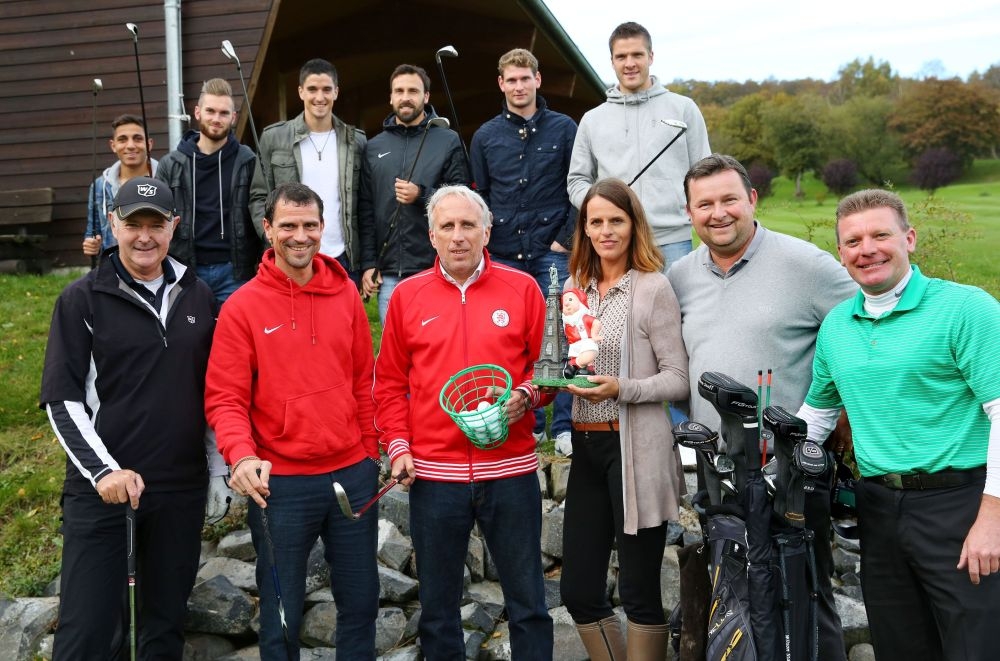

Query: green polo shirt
left=805, top=266, right=1000, bottom=477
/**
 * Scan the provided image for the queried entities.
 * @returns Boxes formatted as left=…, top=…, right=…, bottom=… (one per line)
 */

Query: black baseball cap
left=113, top=176, right=175, bottom=220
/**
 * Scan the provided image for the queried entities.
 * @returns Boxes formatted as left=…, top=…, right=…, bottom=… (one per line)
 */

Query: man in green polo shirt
left=797, top=188, right=1000, bottom=661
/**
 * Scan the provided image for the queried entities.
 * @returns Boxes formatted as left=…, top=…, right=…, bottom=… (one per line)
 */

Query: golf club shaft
left=353, top=477, right=399, bottom=519
left=127, top=25, right=152, bottom=177
left=230, top=54, right=262, bottom=156
left=628, top=128, right=687, bottom=187
left=434, top=55, right=463, bottom=154
left=126, top=503, right=137, bottom=661
left=90, top=84, right=101, bottom=270
left=258, top=504, right=293, bottom=660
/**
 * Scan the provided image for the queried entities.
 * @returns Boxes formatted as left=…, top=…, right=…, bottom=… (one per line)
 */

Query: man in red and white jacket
left=374, top=185, right=554, bottom=660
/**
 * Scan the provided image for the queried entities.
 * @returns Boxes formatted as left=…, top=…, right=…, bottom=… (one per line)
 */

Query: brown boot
left=575, top=615, right=626, bottom=661
left=626, top=620, right=669, bottom=660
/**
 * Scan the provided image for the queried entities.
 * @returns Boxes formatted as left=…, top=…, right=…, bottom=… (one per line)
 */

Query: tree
left=760, top=94, right=827, bottom=197
left=833, top=57, right=897, bottom=102
left=822, top=159, right=858, bottom=195
left=889, top=79, right=1000, bottom=167
left=717, top=92, right=776, bottom=170
left=824, top=96, right=906, bottom=185
left=911, top=148, right=962, bottom=194
left=747, top=162, right=776, bottom=198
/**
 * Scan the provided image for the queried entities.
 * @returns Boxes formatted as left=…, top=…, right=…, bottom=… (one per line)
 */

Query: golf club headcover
left=763, top=405, right=807, bottom=522
left=699, top=372, right=758, bottom=492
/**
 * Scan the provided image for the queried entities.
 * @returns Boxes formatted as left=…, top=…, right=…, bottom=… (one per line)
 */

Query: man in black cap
left=40, top=176, right=227, bottom=659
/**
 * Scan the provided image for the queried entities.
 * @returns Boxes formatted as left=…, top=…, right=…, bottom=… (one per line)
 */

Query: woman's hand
left=566, top=375, right=619, bottom=404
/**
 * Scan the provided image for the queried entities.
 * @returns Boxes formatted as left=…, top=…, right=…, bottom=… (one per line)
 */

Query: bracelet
left=231, top=455, right=260, bottom=474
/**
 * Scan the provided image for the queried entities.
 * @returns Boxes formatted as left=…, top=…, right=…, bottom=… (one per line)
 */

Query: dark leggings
left=560, top=429, right=667, bottom=625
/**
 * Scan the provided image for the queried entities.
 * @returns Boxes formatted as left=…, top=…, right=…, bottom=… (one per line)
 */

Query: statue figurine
left=561, top=288, right=602, bottom=378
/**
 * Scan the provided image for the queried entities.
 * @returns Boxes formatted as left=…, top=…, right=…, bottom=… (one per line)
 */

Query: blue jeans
left=409, top=474, right=553, bottom=660
left=493, top=251, right=572, bottom=436
left=377, top=274, right=402, bottom=324
left=658, top=239, right=693, bottom=272
left=196, top=262, right=248, bottom=303
left=248, top=459, right=379, bottom=660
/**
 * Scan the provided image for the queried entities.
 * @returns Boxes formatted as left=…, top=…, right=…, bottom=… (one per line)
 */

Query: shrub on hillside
left=822, top=158, right=859, bottom=195
left=911, top=148, right=962, bottom=194
left=747, top=161, right=775, bottom=198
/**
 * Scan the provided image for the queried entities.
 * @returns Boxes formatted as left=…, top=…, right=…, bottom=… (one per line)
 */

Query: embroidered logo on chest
left=491, top=309, right=510, bottom=327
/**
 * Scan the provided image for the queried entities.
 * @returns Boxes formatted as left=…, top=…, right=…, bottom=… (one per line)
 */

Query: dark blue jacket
left=470, top=96, right=577, bottom=261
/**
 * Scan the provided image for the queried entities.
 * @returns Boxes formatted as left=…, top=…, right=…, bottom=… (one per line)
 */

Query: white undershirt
left=300, top=130, right=344, bottom=259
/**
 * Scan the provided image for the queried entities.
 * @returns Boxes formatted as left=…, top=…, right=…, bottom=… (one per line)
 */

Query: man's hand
left=362, top=268, right=383, bottom=299
left=827, top=410, right=854, bottom=455
left=394, top=179, right=419, bottom=205
left=82, top=236, right=102, bottom=256
left=228, top=457, right=273, bottom=508
left=958, top=494, right=1000, bottom=584
left=550, top=241, right=569, bottom=254
left=391, top=454, right=416, bottom=487
left=504, top=388, right=533, bottom=426
left=96, top=469, right=144, bottom=509
left=566, top=375, right=620, bottom=404
left=205, top=475, right=236, bottom=525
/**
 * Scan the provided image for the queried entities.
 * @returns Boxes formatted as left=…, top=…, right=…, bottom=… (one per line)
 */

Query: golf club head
left=661, top=119, right=688, bottom=130
left=331, top=482, right=358, bottom=520
left=427, top=116, right=450, bottom=129
left=436, top=45, right=458, bottom=62
left=92, top=78, right=103, bottom=93
left=762, top=457, right=777, bottom=495
left=697, top=371, right=758, bottom=421
left=221, top=39, right=240, bottom=67
left=714, top=454, right=736, bottom=477
left=672, top=420, right=720, bottom=453
left=762, top=405, right=808, bottom=444
left=126, top=23, right=138, bottom=40
left=793, top=440, right=829, bottom=478
left=720, top=478, right=738, bottom=499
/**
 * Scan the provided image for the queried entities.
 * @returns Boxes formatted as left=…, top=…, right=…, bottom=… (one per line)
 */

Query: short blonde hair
left=498, top=49, right=538, bottom=75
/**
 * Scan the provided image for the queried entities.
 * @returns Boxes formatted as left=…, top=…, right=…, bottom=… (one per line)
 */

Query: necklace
left=307, top=130, right=333, bottom=161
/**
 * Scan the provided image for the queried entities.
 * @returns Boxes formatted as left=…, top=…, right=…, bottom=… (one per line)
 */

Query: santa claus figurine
left=562, top=288, right=603, bottom=378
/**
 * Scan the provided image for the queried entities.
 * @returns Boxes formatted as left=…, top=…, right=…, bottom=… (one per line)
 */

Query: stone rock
left=305, top=540, right=331, bottom=595
left=183, top=632, right=237, bottom=660
left=463, top=628, right=487, bottom=659
left=549, top=460, right=571, bottom=502
left=537, top=466, right=549, bottom=498
left=216, top=647, right=263, bottom=660
left=300, top=650, right=337, bottom=660
left=540, top=507, right=564, bottom=558
left=467, top=535, right=485, bottom=582
left=484, top=543, right=499, bottom=581
left=848, top=642, right=876, bottom=661
left=378, top=565, right=419, bottom=603
left=185, top=575, right=255, bottom=636
left=480, top=621, right=511, bottom=660
left=375, top=607, right=407, bottom=654
left=660, top=545, right=681, bottom=611
left=840, top=572, right=861, bottom=587
left=835, top=585, right=864, bottom=602
left=543, top=577, right=562, bottom=610
left=37, top=633, right=53, bottom=661
left=217, top=529, right=256, bottom=562
left=832, top=546, right=861, bottom=576
left=466, top=581, right=505, bottom=620
left=379, top=490, right=411, bottom=536
left=552, top=621, right=588, bottom=660
left=305, top=587, right=334, bottom=604
left=460, top=601, right=495, bottom=634
left=402, top=604, right=421, bottom=642
left=835, top=593, right=870, bottom=649
left=380, top=644, right=420, bottom=660
left=301, top=601, right=337, bottom=647
left=0, top=597, right=59, bottom=661
left=378, top=519, right=413, bottom=572
left=197, top=556, right=258, bottom=592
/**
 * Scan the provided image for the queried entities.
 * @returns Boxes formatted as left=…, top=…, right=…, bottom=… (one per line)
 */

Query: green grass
left=1, top=162, right=998, bottom=597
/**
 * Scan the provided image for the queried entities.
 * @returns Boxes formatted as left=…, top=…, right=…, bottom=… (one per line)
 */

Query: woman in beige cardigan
left=559, top=178, right=689, bottom=660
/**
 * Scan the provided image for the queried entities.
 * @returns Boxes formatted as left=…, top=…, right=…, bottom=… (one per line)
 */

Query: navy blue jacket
left=470, top=96, right=577, bottom=261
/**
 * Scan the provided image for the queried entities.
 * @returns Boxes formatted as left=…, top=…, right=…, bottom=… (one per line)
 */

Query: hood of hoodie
left=176, top=129, right=240, bottom=161
left=605, top=75, right=668, bottom=105
left=381, top=103, right=445, bottom=133
left=256, top=248, right=349, bottom=296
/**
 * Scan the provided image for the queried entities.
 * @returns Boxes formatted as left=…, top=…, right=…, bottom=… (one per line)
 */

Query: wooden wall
left=0, top=0, right=274, bottom=267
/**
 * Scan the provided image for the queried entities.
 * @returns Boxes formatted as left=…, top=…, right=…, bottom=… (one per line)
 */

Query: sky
left=544, top=0, right=1000, bottom=84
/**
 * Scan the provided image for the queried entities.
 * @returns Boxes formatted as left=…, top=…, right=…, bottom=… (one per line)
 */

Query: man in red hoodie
left=374, top=185, right=554, bottom=660
left=205, top=182, right=380, bottom=660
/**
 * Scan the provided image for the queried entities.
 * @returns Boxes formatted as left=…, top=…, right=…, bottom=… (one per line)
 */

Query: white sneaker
left=533, top=431, right=547, bottom=447
left=554, top=431, right=573, bottom=457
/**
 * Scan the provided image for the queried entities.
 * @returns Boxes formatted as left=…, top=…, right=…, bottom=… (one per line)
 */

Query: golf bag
left=704, top=506, right=757, bottom=661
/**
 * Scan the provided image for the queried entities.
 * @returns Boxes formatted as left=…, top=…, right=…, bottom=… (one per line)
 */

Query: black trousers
left=856, top=477, right=1000, bottom=661
left=53, top=488, right=206, bottom=661
left=560, top=430, right=667, bottom=625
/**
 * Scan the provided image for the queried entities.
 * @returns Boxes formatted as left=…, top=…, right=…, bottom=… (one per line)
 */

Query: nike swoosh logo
left=378, top=152, right=391, bottom=158
left=264, top=324, right=284, bottom=335
left=421, top=316, right=440, bottom=326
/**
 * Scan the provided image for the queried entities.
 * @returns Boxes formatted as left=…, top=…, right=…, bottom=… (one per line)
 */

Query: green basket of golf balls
left=439, top=364, right=513, bottom=450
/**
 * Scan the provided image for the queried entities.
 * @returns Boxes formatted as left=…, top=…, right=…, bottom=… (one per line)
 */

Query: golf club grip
left=125, top=503, right=137, bottom=577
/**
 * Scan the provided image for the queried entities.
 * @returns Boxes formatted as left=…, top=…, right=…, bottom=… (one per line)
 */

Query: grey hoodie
left=567, top=76, right=710, bottom=246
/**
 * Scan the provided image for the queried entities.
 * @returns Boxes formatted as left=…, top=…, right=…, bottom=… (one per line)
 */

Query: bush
left=821, top=158, right=859, bottom=195
left=747, top=161, right=776, bottom=198
left=911, top=148, right=962, bottom=194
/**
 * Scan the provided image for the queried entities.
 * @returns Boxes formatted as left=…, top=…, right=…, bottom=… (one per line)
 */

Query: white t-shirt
left=300, top=130, right=344, bottom=259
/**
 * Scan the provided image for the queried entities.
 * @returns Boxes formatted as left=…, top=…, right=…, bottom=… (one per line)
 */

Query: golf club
left=125, top=23, right=152, bottom=176
left=89, top=78, right=103, bottom=270
left=220, top=39, right=262, bottom=157
left=125, top=503, right=137, bottom=661
left=255, top=470, right=293, bottom=661
left=763, top=405, right=810, bottom=526
left=628, top=119, right=688, bottom=186
left=434, top=46, right=463, bottom=147
left=332, top=473, right=405, bottom=521
left=698, top=371, right=760, bottom=495
left=366, top=116, right=450, bottom=300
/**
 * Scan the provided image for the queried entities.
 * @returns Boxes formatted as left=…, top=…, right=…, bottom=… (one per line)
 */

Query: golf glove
left=205, top=475, right=234, bottom=525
